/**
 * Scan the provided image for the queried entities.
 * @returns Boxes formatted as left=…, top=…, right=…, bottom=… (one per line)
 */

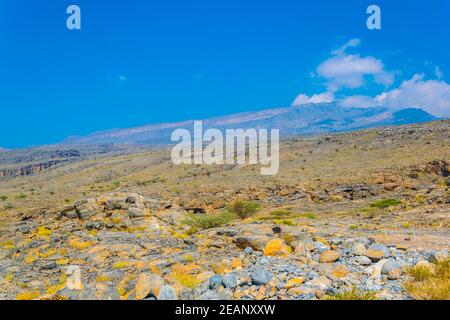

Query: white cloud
left=338, top=74, right=450, bottom=118
left=313, top=39, right=395, bottom=92
left=118, top=75, right=128, bottom=81
left=292, top=91, right=335, bottom=106
left=331, top=38, right=361, bottom=56
left=378, top=74, right=450, bottom=118
left=340, top=95, right=381, bottom=108
left=291, top=39, right=450, bottom=118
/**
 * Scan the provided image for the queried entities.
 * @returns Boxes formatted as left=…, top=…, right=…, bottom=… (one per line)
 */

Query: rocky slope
left=0, top=120, right=449, bottom=300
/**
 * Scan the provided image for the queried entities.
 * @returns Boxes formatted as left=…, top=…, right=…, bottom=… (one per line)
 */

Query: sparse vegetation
left=226, top=200, right=260, bottom=219
left=370, top=198, right=401, bottom=209
left=273, top=219, right=296, bottom=226
left=112, top=261, right=129, bottom=269
left=36, top=226, right=52, bottom=238
left=269, top=210, right=291, bottom=217
left=15, top=193, right=27, bottom=200
left=184, top=212, right=234, bottom=229
left=329, top=287, right=377, bottom=300
left=68, top=238, right=93, bottom=250
left=300, top=212, right=317, bottom=219
left=16, top=291, right=40, bottom=300
left=169, top=264, right=201, bottom=289
left=3, top=203, right=14, bottom=210
left=404, top=259, right=450, bottom=300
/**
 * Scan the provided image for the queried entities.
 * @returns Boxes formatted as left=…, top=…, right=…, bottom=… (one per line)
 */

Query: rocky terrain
left=0, top=120, right=449, bottom=300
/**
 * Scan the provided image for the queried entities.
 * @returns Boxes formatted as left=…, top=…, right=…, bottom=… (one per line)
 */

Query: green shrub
left=269, top=210, right=291, bottom=217
left=404, top=259, right=450, bottom=300
left=4, top=203, right=14, bottom=210
left=329, top=287, right=377, bottom=300
left=300, top=212, right=317, bottom=219
left=273, top=219, right=296, bottom=226
left=184, top=212, right=234, bottom=229
left=15, top=193, right=27, bottom=200
left=370, top=198, right=401, bottom=209
left=0, top=196, right=7, bottom=201
left=226, top=200, right=260, bottom=219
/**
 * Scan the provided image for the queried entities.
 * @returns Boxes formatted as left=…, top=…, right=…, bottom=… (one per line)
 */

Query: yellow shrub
left=37, top=226, right=52, bottom=238
left=404, top=259, right=450, bottom=300
left=170, top=264, right=201, bottom=288
left=69, top=238, right=93, bottom=250
left=112, top=261, right=129, bottom=269
left=16, top=291, right=40, bottom=300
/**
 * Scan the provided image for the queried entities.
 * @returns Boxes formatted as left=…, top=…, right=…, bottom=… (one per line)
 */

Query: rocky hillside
left=63, top=104, right=437, bottom=146
left=0, top=120, right=448, bottom=300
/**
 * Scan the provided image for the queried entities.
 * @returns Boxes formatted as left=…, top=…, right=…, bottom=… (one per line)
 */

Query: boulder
left=319, top=250, right=340, bottom=263
left=263, top=239, right=291, bottom=257
left=381, top=260, right=402, bottom=275
left=135, top=273, right=164, bottom=300
left=157, top=285, right=177, bottom=300
left=251, top=269, right=273, bottom=286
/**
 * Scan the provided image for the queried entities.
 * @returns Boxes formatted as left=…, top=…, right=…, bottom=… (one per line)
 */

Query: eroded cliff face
left=0, top=149, right=85, bottom=177
left=0, top=160, right=66, bottom=177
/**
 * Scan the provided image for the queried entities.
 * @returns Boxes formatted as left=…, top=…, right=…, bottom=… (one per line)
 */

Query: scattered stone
left=381, top=260, right=402, bottom=275
left=285, top=277, right=304, bottom=289
left=319, top=250, right=340, bottom=263
left=367, top=243, right=390, bottom=258
left=135, top=273, right=164, bottom=300
left=65, top=265, right=83, bottom=290
left=209, top=275, right=223, bottom=289
left=387, top=268, right=402, bottom=280
left=41, top=261, right=57, bottom=270
left=157, top=285, right=177, bottom=300
left=308, top=276, right=332, bottom=290
left=222, top=273, right=238, bottom=289
left=263, top=239, right=291, bottom=257
left=428, top=250, right=448, bottom=263
left=351, top=243, right=367, bottom=256
left=364, top=250, right=385, bottom=262
left=251, top=269, right=273, bottom=286
left=355, top=256, right=372, bottom=266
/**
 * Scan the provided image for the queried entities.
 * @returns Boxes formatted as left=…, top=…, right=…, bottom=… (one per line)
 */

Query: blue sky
left=0, top=0, right=449, bottom=148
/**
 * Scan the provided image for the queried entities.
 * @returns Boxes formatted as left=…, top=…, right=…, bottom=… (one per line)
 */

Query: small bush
left=68, top=238, right=93, bottom=250
left=0, top=196, right=7, bottom=201
left=112, top=261, right=129, bottom=269
left=170, top=264, right=201, bottom=289
left=226, top=200, right=260, bottom=219
left=37, top=226, right=52, bottom=238
left=269, top=210, right=291, bottom=217
left=404, top=259, right=450, bottom=300
left=329, top=287, right=377, bottom=300
left=4, top=203, right=14, bottom=210
left=370, top=198, right=401, bottom=209
left=300, top=212, right=317, bottom=219
left=15, top=193, right=27, bottom=200
left=16, top=291, right=40, bottom=300
left=184, top=212, right=234, bottom=229
left=283, top=234, right=295, bottom=247
left=273, top=219, right=296, bottom=226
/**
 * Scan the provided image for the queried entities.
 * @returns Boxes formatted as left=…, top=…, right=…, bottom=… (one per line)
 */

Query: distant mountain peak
left=62, top=105, right=437, bottom=146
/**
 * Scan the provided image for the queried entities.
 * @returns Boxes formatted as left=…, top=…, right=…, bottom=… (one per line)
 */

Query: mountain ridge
left=62, top=104, right=437, bottom=146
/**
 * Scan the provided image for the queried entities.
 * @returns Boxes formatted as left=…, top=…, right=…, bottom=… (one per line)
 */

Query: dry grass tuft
left=329, top=287, right=377, bottom=300
left=169, top=263, right=201, bottom=289
left=404, top=259, right=450, bottom=300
